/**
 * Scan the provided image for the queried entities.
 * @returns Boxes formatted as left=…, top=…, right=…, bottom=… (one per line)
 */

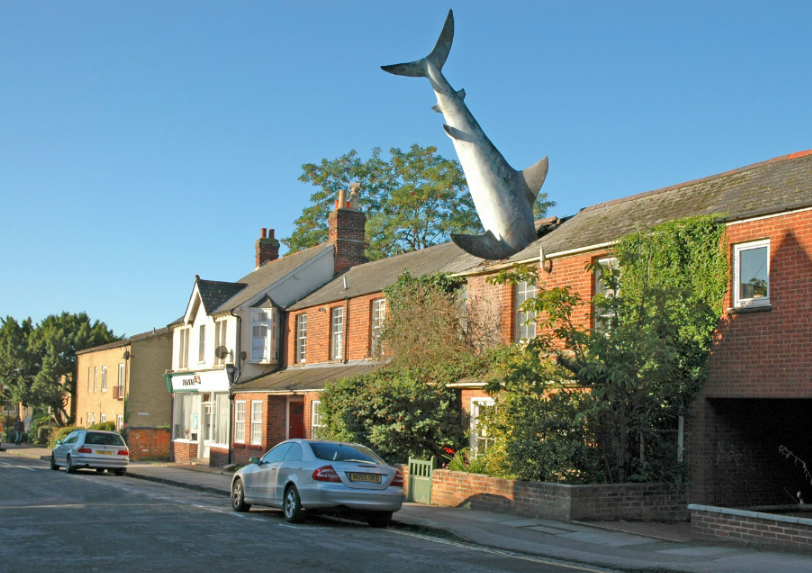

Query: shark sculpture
left=382, top=9, right=548, bottom=260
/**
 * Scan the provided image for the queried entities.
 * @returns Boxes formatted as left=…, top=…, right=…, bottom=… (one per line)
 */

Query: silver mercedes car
left=231, top=439, right=404, bottom=527
left=51, top=429, right=129, bottom=475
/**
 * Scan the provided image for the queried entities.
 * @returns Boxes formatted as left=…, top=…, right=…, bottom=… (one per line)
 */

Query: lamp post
left=225, top=363, right=237, bottom=467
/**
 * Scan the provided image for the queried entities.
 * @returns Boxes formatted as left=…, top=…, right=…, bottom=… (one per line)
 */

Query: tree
left=0, top=313, right=120, bottom=426
left=285, top=144, right=555, bottom=261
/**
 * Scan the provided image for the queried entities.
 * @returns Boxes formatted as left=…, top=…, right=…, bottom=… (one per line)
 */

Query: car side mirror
left=250, top=457, right=261, bottom=465
left=55, top=440, right=63, bottom=445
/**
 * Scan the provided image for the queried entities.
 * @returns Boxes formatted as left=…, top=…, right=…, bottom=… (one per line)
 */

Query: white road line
left=387, top=529, right=621, bottom=573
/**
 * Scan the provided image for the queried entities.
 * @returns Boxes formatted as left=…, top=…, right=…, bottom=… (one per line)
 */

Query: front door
left=288, top=401, right=304, bottom=439
left=202, top=402, right=212, bottom=458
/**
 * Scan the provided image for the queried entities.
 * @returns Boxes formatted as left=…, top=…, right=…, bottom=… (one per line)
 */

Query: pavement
left=4, top=442, right=812, bottom=573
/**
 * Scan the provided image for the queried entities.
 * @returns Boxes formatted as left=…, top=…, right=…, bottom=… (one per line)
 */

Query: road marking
left=0, top=462, right=37, bottom=471
left=388, top=529, right=620, bottom=573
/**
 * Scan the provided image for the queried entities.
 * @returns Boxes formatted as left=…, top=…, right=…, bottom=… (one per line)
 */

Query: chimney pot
left=268, top=229, right=275, bottom=239
left=260, top=228, right=267, bottom=239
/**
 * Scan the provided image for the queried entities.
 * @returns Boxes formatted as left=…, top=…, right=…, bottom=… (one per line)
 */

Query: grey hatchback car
left=51, top=429, right=130, bottom=475
left=231, top=439, right=404, bottom=527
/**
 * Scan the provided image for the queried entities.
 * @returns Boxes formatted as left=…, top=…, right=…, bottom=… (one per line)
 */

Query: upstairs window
left=87, top=367, right=91, bottom=393
left=331, top=307, right=344, bottom=360
left=101, top=366, right=107, bottom=391
left=93, top=367, right=98, bottom=392
left=594, top=257, right=618, bottom=331
left=250, top=309, right=278, bottom=364
left=198, top=324, right=206, bottom=363
left=514, top=280, right=537, bottom=342
left=370, top=299, right=386, bottom=356
left=118, top=363, right=125, bottom=395
left=734, top=240, right=770, bottom=308
left=296, top=314, right=307, bottom=363
left=178, top=328, right=190, bottom=370
left=214, top=320, right=228, bottom=365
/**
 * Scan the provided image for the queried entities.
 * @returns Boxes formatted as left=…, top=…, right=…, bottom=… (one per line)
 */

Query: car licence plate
left=96, top=451, right=113, bottom=455
left=348, top=473, right=382, bottom=483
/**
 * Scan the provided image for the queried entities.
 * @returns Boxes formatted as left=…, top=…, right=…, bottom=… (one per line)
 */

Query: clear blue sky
left=2, top=1, right=811, bottom=337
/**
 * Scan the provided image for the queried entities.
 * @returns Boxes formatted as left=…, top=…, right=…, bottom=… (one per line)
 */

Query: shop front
left=167, top=370, right=232, bottom=465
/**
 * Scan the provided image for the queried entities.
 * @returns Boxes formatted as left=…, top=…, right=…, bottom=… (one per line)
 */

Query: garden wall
left=431, top=470, right=687, bottom=522
left=690, top=504, right=812, bottom=552
left=128, top=427, right=170, bottom=461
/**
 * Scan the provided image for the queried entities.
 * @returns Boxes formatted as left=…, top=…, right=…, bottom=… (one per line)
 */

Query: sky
left=2, top=1, right=811, bottom=338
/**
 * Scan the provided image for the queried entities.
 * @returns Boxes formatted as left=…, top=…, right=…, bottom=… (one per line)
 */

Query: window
left=370, top=299, right=386, bottom=356
left=593, top=257, right=618, bottom=331
left=116, top=414, right=123, bottom=431
left=118, top=363, right=125, bottom=396
left=100, top=413, right=106, bottom=423
left=470, top=398, right=495, bottom=458
left=101, top=366, right=107, bottom=391
left=172, top=393, right=201, bottom=441
left=178, top=328, right=190, bottom=369
left=331, top=307, right=344, bottom=360
left=251, top=401, right=262, bottom=445
left=234, top=401, right=246, bottom=443
left=514, top=280, right=537, bottom=341
left=93, top=367, right=98, bottom=392
left=311, top=400, right=324, bottom=439
left=210, top=393, right=230, bottom=446
left=251, top=310, right=272, bottom=363
left=86, top=412, right=90, bottom=427
left=734, top=240, right=770, bottom=308
left=214, top=320, right=228, bottom=365
left=198, top=324, right=206, bottom=363
left=296, top=314, right=307, bottom=363
left=87, top=367, right=91, bottom=393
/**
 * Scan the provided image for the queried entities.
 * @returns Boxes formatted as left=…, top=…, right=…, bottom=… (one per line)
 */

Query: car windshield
left=309, top=442, right=385, bottom=465
left=85, top=432, right=125, bottom=446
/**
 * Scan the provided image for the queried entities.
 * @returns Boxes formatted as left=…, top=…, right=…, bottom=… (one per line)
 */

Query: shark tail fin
left=452, top=230, right=516, bottom=260
left=519, top=156, right=549, bottom=209
left=381, top=10, right=454, bottom=77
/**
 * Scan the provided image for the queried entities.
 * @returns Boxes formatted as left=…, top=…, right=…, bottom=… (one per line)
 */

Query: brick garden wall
left=431, top=470, right=687, bottom=522
left=128, top=427, right=170, bottom=461
left=690, top=504, right=812, bottom=552
left=171, top=441, right=197, bottom=464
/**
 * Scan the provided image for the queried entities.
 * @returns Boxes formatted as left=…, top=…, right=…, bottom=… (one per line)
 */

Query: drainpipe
left=343, top=297, right=350, bottom=363
left=227, top=313, right=242, bottom=467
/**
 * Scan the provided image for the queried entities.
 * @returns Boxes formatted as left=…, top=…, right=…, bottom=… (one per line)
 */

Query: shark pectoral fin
left=452, top=230, right=517, bottom=260
left=443, top=124, right=476, bottom=143
left=432, top=103, right=442, bottom=113
left=457, top=88, right=466, bottom=100
left=519, top=156, right=549, bottom=209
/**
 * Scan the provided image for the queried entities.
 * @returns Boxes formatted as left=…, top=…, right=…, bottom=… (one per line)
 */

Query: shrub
left=50, top=426, right=82, bottom=448
left=89, top=421, right=116, bottom=432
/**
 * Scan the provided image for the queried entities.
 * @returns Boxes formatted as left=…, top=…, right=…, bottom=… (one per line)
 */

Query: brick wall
left=172, top=441, right=198, bottom=464
left=128, top=332, right=173, bottom=429
left=210, top=446, right=229, bottom=468
left=75, top=346, right=127, bottom=427
left=690, top=505, right=812, bottom=552
left=128, top=427, right=170, bottom=461
left=230, top=393, right=288, bottom=466
left=431, top=470, right=687, bottom=522
left=329, top=207, right=367, bottom=275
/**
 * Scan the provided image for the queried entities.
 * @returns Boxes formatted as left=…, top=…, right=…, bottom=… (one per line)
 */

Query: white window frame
left=250, top=401, right=262, bottom=445
left=178, top=328, right=190, bottom=369
left=101, top=366, right=107, bottom=391
left=331, top=307, right=344, bottom=360
left=116, top=414, right=123, bottom=431
left=250, top=309, right=273, bottom=364
left=733, top=239, right=770, bottom=308
left=296, top=314, right=307, bottom=364
left=515, top=280, right=537, bottom=342
left=370, top=299, right=386, bottom=356
left=593, top=257, right=619, bottom=331
left=93, top=367, right=98, bottom=393
left=198, top=324, right=206, bottom=363
left=214, top=320, right=228, bottom=365
left=87, top=367, right=91, bottom=393
left=100, top=413, right=106, bottom=423
left=234, top=401, right=246, bottom=444
left=311, top=400, right=324, bottom=439
left=118, top=363, right=125, bottom=396
left=470, top=397, right=495, bottom=458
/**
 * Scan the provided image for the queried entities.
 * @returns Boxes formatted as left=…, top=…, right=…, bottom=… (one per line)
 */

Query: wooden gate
left=407, top=456, right=435, bottom=504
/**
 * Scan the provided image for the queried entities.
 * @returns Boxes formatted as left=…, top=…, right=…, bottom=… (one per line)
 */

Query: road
left=0, top=452, right=614, bottom=573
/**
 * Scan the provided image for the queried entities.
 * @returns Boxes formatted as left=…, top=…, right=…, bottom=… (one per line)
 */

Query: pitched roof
left=501, top=149, right=812, bottom=263
left=75, top=327, right=172, bottom=356
left=234, top=361, right=380, bottom=392
left=287, top=241, right=473, bottom=310
left=196, top=280, right=247, bottom=315
left=212, top=243, right=334, bottom=314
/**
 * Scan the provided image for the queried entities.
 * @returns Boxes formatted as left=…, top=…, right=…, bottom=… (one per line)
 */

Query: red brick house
left=227, top=149, right=812, bottom=509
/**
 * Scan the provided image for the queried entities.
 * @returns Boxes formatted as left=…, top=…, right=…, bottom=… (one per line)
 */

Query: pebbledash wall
left=431, top=470, right=687, bottom=522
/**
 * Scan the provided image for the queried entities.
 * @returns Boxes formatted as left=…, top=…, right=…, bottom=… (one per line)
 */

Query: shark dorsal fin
left=457, top=88, right=466, bottom=100
left=519, top=156, right=549, bottom=209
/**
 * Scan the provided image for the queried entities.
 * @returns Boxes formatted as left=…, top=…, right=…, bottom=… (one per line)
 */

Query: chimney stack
left=328, top=183, right=366, bottom=275
left=255, top=227, right=280, bottom=268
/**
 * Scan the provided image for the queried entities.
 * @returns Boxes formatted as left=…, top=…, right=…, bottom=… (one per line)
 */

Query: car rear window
left=309, top=442, right=384, bottom=465
left=85, top=432, right=125, bottom=446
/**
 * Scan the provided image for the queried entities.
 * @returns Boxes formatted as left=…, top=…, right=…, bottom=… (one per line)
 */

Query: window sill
left=232, top=442, right=246, bottom=449
left=728, top=304, right=772, bottom=315
left=247, top=444, right=263, bottom=450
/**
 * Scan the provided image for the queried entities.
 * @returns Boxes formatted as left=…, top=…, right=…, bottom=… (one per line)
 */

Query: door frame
left=286, top=396, right=304, bottom=440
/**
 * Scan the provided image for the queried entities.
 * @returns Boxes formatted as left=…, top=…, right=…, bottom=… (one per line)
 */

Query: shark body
left=382, top=10, right=548, bottom=260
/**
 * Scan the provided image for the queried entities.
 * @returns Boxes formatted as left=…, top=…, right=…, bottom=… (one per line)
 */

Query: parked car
left=231, top=439, right=404, bottom=527
left=51, top=429, right=129, bottom=475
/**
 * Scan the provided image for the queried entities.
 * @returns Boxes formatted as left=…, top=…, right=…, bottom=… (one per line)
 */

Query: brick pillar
left=255, top=228, right=280, bottom=268
left=328, top=184, right=367, bottom=275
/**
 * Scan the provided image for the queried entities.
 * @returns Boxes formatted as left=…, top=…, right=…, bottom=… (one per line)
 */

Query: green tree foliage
left=0, top=313, right=120, bottom=426
left=487, top=215, right=728, bottom=483
left=285, top=144, right=554, bottom=260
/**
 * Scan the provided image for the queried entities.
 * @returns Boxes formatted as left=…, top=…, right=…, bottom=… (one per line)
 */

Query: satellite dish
left=122, top=350, right=130, bottom=360
left=215, top=346, right=230, bottom=360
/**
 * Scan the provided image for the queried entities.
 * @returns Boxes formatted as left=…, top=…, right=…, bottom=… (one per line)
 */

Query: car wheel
left=66, top=456, right=76, bottom=474
left=231, top=479, right=251, bottom=512
left=114, top=469, right=126, bottom=476
left=283, top=485, right=305, bottom=523
left=366, top=511, right=393, bottom=528
left=50, top=455, right=58, bottom=471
